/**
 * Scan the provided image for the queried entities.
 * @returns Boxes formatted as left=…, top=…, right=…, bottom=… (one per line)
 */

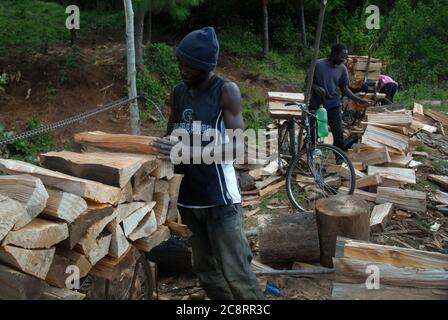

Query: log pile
left=0, top=131, right=182, bottom=300
left=346, top=55, right=382, bottom=89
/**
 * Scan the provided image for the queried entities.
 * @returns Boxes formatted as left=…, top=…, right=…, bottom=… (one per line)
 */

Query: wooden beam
left=3, top=218, right=69, bottom=249
left=133, top=225, right=170, bottom=252
left=370, top=203, right=394, bottom=233
left=0, top=194, right=26, bottom=242
left=367, top=166, right=416, bottom=184
left=127, top=210, right=157, bottom=241
left=333, top=257, right=448, bottom=289
left=0, top=159, right=122, bottom=205
left=0, top=174, right=49, bottom=229
left=43, top=188, right=87, bottom=223
left=40, top=151, right=143, bottom=188
left=74, top=131, right=158, bottom=154
left=332, top=282, right=448, bottom=300
left=376, top=187, right=426, bottom=213
left=46, top=248, right=92, bottom=288
left=0, top=245, right=55, bottom=280
left=428, top=175, right=448, bottom=191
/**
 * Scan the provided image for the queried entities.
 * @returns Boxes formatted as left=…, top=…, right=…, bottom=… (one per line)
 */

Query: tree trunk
left=262, top=0, right=269, bottom=59
left=316, top=195, right=370, bottom=268
left=135, top=8, right=145, bottom=73
left=258, top=212, right=320, bottom=265
left=123, top=0, right=141, bottom=135
left=146, top=11, right=152, bottom=44
left=299, top=0, right=307, bottom=48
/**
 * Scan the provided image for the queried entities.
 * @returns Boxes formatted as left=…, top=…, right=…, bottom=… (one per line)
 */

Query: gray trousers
left=178, top=203, right=265, bottom=300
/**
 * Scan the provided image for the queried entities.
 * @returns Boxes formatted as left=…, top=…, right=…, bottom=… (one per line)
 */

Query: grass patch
left=415, top=144, right=433, bottom=153
left=431, top=159, right=448, bottom=175
left=409, top=176, right=439, bottom=192
left=395, top=82, right=448, bottom=111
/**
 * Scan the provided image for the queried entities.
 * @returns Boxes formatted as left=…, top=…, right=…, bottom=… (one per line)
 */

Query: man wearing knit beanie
left=152, top=27, right=264, bottom=300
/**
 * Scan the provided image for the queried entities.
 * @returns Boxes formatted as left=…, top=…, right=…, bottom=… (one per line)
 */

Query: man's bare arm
left=341, top=85, right=372, bottom=106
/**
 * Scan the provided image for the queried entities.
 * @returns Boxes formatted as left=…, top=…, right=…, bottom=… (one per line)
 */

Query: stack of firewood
left=346, top=55, right=382, bottom=89
left=0, top=131, right=184, bottom=300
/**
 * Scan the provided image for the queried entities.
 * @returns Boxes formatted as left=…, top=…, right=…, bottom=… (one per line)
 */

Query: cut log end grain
left=0, top=194, right=26, bottom=242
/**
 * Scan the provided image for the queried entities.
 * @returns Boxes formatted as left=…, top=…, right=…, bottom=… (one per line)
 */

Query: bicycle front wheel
left=286, top=144, right=356, bottom=212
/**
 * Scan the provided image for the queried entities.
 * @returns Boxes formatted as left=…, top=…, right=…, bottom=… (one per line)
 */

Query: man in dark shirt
left=310, top=44, right=371, bottom=150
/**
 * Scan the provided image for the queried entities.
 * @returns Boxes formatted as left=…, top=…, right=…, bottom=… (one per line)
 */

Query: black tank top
left=171, top=75, right=241, bottom=207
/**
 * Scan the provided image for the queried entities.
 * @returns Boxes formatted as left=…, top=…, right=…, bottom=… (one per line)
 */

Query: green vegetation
left=0, top=73, right=8, bottom=92
left=0, top=120, right=54, bottom=164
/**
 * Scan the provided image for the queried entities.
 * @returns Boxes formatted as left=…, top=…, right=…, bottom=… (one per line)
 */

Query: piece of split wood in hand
left=0, top=195, right=26, bottom=242
left=42, top=188, right=87, bottom=223
left=2, top=218, right=68, bottom=249
left=40, top=151, right=143, bottom=188
left=0, top=159, right=122, bottom=205
left=74, top=131, right=159, bottom=155
left=0, top=174, right=49, bottom=229
left=370, top=203, right=394, bottom=233
left=376, top=187, right=426, bottom=213
left=0, top=245, right=55, bottom=280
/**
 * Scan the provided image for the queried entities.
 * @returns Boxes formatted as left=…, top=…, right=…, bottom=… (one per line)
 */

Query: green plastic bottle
left=316, top=106, right=329, bottom=138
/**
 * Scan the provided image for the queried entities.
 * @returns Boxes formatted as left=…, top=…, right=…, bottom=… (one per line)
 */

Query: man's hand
left=313, top=85, right=327, bottom=99
left=151, top=136, right=177, bottom=161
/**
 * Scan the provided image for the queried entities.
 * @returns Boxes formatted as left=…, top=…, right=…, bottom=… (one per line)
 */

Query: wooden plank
left=3, top=218, right=69, bottom=249
left=42, top=188, right=87, bottom=223
left=362, top=125, right=409, bottom=154
left=348, top=147, right=391, bottom=167
left=61, top=203, right=113, bottom=250
left=0, top=194, right=26, bottom=242
left=333, top=257, right=448, bottom=289
left=0, top=245, right=55, bottom=280
left=0, top=159, right=122, bottom=205
left=424, top=109, right=448, bottom=126
left=267, top=92, right=304, bottom=102
left=0, top=174, right=49, bottom=229
left=40, top=151, right=143, bottom=188
left=106, top=218, right=130, bottom=258
left=339, top=187, right=376, bottom=202
left=376, top=187, right=426, bottom=212
left=121, top=202, right=155, bottom=236
left=128, top=210, right=158, bottom=241
left=46, top=248, right=92, bottom=288
left=367, top=166, right=416, bottom=184
left=370, top=203, right=394, bottom=233
left=332, top=282, right=448, bottom=300
left=259, top=180, right=286, bottom=197
left=366, top=112, right=413, bottom=127
left=74, top=131, right=159, bottom=155
left=428, top=175, right=448, bottom=191
left=133, top=225, right=171, bottom=252
left=340, top=238, right=448, bottom=270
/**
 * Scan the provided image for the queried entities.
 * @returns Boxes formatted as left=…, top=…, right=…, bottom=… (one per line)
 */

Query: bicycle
left=278, top=102, right=356, bottom=212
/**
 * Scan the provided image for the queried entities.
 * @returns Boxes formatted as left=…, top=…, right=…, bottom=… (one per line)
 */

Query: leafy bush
left=137, top=69, right=167, bottom=111
left=0, top=73, right=8, bottom=92
left=144, top=43, right=180, bottom=89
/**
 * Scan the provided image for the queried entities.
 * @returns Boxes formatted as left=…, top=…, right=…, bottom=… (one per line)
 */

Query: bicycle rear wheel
left=286, top=144, right=356, bottom=212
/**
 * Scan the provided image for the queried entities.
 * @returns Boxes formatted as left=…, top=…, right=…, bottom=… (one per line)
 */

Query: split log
left=133, top=225, right=170, bottom=252
left=150, top=159, right=174, bottom=180
left=370, top=203, right=394, bottom=233
left=366, top=112, right=413, bottom=127
left=338, top=238, right=448, bottom=270
left=0, top=174, right=49, bottom=229
left=166, top=174, right=183, bottom=222
left=386, top=154, right=413, bottom=168
left=89, top=246, right=139, bottom=280
left=165, top=221, right=192, bottom=238
left=74, top=232, right=112, bottom=265
left=133, top=176, right=155, bottom=202
left=41, top=286, right=86, bottom=300
left=61, top=204, right=114, bottom=250
left=255, top=175, right=283, bottom=190
left=339, top=187, right=377, bottom=202
left=428, top=175, right=448, bottom=191
left=118, top=181, right=133, bottom=204
left=120, top=202, right=156, bottom=236
left=106, top=218, right=130, bottom=258
left=333, top=257, right=448, bottom=289
left=74, top=131, right=158, bottom=154
left=0, top=159, right=122, bottom=204
left=115, top=201, right=147, bottom=222
left=367, top=166, right=416, bottom=184
left=362, top=125, right=409, bottom=155
left=331, top=282, right=448, bottom=300
left=425, top=109, right=448, bottom=126
left=348, top=147, right=391, bottom=167
left=2, top=218, right=68, bottom=249
left=316, top=195, right=370, bottom=268
left=127, top=209, right=157, bottom=241
left=0, top=264, right=46, bottom=299
left=258, top=212, right=320, bottom=264
left=43, top=188, right=87, bottom=223
left=355, top=174, right=382, bottom=189
left=0, top=195, right=26, bottom=242
left=46, top=248, right=92, bottom=288
left=40, top=151, right=143, bottom=188
left=259, top=180, right=286, bottom=197
left=0, top=245, right=55, bottom=280
left=376, top=187, right=426, bottom=213
left=153, top=192, right=170, bottom=226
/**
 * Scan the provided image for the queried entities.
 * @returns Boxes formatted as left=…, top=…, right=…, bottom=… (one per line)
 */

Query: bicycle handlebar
left=284, top=102, right=317, bottom=118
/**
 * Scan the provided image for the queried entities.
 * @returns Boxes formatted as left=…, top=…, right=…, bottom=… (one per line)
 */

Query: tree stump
left=258, top=212, right=320, bottom=265
left=316, top=195, right=370, bottom=268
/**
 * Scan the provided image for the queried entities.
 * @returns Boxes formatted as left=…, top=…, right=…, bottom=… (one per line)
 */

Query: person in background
left=310, top=44, right=372, bottom=151
left=378, top=74, right=398, bottom=102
